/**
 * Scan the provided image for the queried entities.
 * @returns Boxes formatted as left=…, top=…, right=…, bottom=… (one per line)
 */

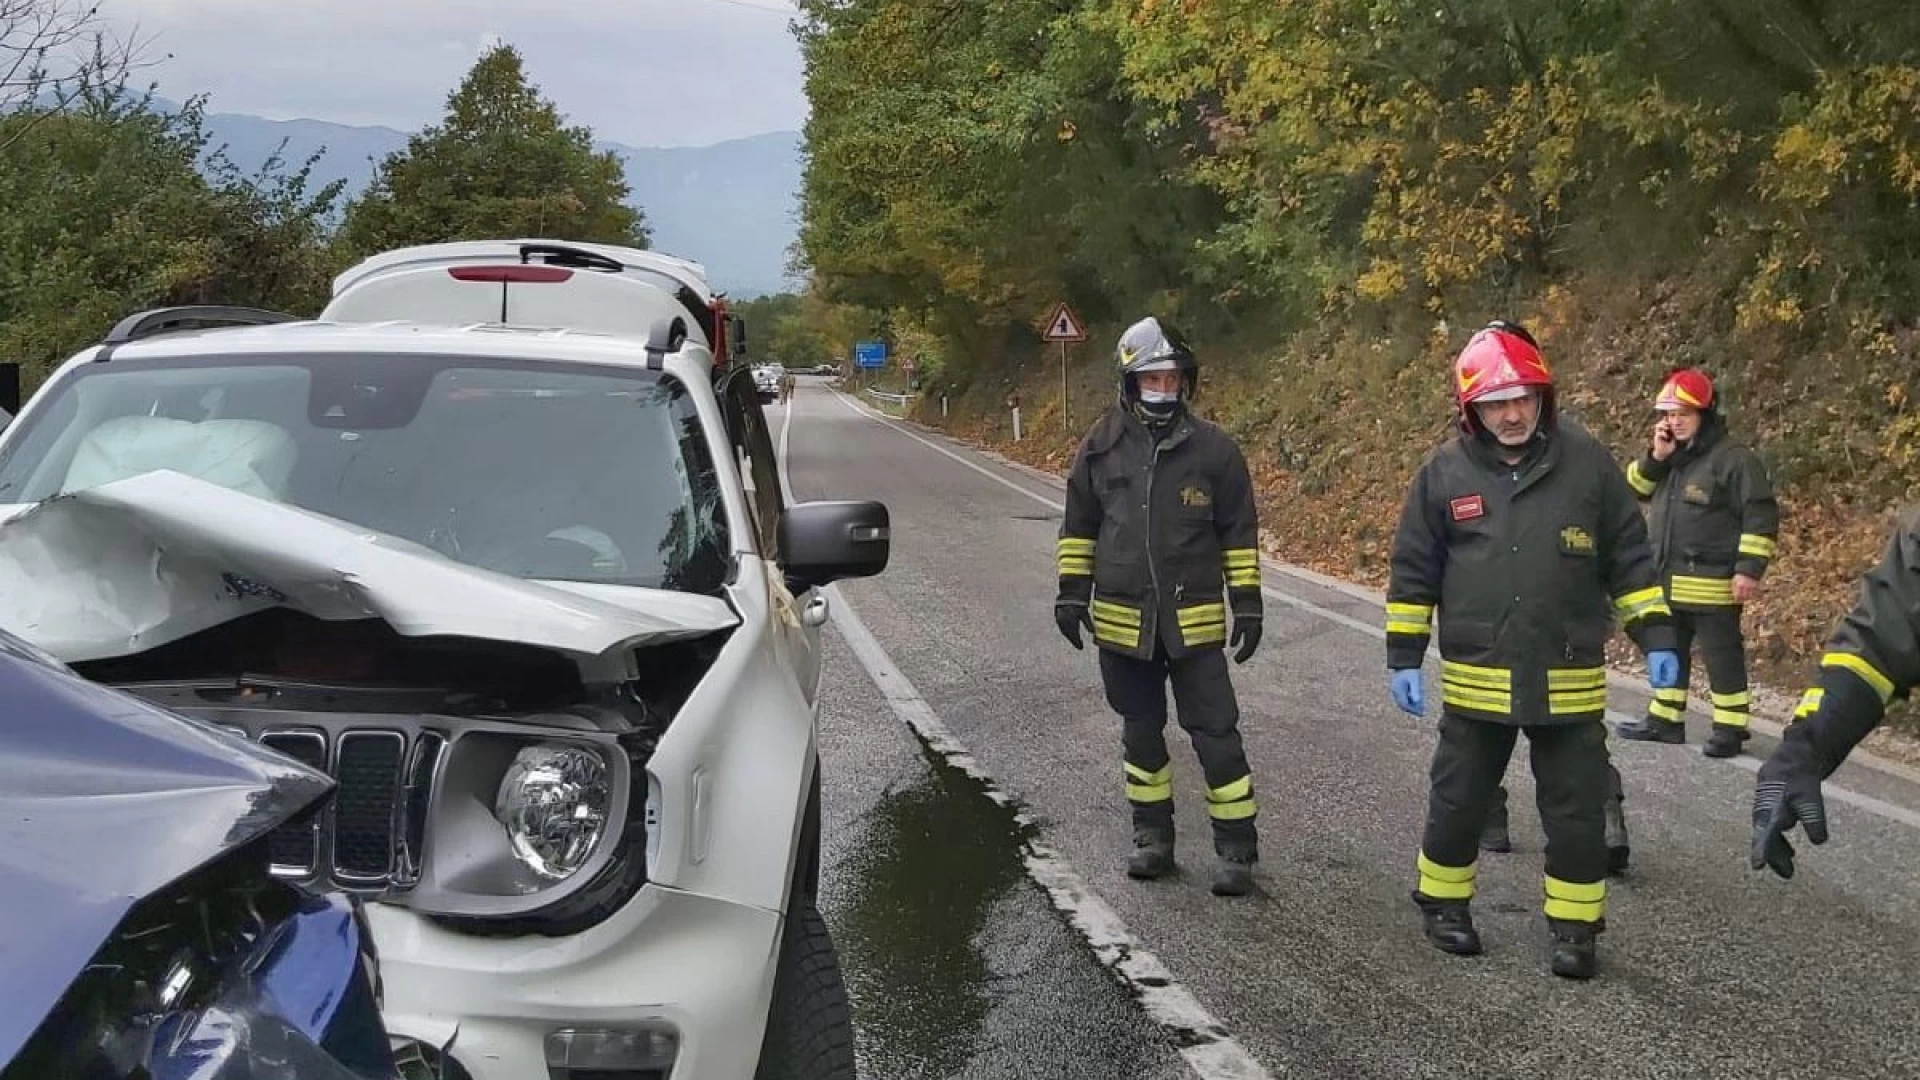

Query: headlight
left=493, top=745, right=612, bottom=881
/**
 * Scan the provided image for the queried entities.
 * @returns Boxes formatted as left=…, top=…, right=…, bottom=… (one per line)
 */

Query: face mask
left=1139, top=388, right=1180, bottom=407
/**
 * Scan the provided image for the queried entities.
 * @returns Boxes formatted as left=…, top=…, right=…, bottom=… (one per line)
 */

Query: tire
left=751, top=902, right=856, bottom=1080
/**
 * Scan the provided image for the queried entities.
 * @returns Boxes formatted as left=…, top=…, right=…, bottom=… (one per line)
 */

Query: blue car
left=0, top=626, right=399, bottom=1080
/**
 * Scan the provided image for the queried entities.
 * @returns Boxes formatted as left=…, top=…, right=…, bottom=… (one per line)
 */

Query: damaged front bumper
left=370, top=883, right=782, bottom=1080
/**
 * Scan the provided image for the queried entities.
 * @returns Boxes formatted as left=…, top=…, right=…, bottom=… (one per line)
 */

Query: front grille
left=261, top=730, right=327, bottom=873
left=227, top=724, right=443, bottom=893
left=333, top=732, right=406, bottom=881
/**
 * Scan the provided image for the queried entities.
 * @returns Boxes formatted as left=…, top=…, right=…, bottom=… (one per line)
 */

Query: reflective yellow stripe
left=1182, top=624, right=1228, bottom=646
left=1613, top=585, right=1669, bottom=622
left=1209, top=799, right=1258, bottom=821
left=1057, top=537, right=1095, bottom=555
left=1712, top=708, right=1750, bottom=728
left=1548, top=667, right=1606, bottom=690
left=1127, top=782, right=1172, bottom=803
left=1626, top=460, right=1657, bottom=496
left=1225, top=569, right=1262, bottom=587
left=1125, top=762, right=1170, bottom=784
left=1710, top=690, right=1750, bottom=709
left=1177, top=603, right=1227, bottom=626
left=1442, top=685, right=1514, bottom=714
left=1441, top=661, right=1511, bottom=689
left=1654, top=688, right=1689, bottom=704
left=1417, top=851, right=1476, bottom=901
left=1208, top=776, right=1252, bottom=804
left=1222, top=548, right=1259, bottom=568
left=1649, top=698, right=1685, bottom=721
left=1058, top=557, right=1094, bottom=576
left=1543, top=875, right=1606, bottom=922
left=1442, top=661, right=1513, bottom=714
left=1738, top=534, right=1777, bottom=559
left=1822, top=652, right=1896, bottom=703
left=1091, top=599, right=1142, bottom=626
left=1094, top=622, right=1141, bottom=648
left=1549, top=691, right=1609, bottom=715
left=1386, top=602, right=1434, bottom=636
left=1670, top=575, right=1736, bottom=605
left=1794, top=688, right=1824, bottom=719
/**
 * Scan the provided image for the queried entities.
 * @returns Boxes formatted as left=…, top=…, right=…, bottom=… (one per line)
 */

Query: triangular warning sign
left=1042, top=302, right=1087, bottom=342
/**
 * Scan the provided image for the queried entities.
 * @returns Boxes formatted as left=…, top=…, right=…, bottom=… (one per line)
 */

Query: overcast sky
left=97, top=0, right=808, bottom=148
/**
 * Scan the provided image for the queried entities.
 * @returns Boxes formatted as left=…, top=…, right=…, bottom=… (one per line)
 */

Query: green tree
left=338, top=44, right=647, bottom=257
left=0, top=88, right=344, bottom=387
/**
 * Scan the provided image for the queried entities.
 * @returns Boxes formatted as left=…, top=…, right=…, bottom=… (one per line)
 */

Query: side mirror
left=731, top=318, right=749, bottom=357
left=0, top=363, right=18, bottom=416
left=778, top=500, right=890, bottom=593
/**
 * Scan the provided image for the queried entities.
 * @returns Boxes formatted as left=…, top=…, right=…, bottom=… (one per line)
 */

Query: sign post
left=1040, top=301, right=1089, bottom=432
left=853, top=341, right=887, bottom=390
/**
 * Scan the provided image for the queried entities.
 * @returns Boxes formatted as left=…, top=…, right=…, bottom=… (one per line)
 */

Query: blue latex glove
left=1390, top=668, right=1425, bottom=717
left=1647, top=649, right=1681, bottom=689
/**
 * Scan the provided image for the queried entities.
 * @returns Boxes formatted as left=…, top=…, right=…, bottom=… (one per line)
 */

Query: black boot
left=1615, top=715, right=1685, bottom=744
left=1548, top=919, right=1599, bottom=979
left=1480, top=787, right=1512, bottom=854
left=1605, top=795, right=1630, bottom=876
left=1702, top=724, right=1750, bottom=759
left=1210, top=840, right=1257, bottom=897
left=1126, top=825, right=1175, bottom=880
left=1413, top=894, right=1483, bottom=956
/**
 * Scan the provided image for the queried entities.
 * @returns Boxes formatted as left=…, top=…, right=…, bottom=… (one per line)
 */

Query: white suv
left=0, top=276, right=884, bottom=1077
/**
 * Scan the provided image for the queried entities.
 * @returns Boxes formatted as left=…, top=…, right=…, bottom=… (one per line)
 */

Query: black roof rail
left=104, top=305, right=300, bottom=344
left=518, top=242, right=625, bottom=273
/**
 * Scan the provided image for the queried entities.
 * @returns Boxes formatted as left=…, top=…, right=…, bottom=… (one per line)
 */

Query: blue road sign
left=854, top=341, right=888, bottom=369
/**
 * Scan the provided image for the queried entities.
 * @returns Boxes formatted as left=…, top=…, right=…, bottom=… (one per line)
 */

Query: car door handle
left=801, top=593, right=830, bottom=628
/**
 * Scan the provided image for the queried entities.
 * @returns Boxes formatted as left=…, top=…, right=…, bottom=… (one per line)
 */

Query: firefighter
left=1054, top=315, right=1264, bottom=897
left=1616, top=368, right=1780, bottom=758
left=1385, top=320, right=1680, bottom=979
left=1752, top=507, right=1920, bottom=879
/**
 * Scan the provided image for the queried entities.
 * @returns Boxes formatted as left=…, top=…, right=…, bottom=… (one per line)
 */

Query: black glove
left=1230, top=616, right=1262, bottom=664
left=1751, top=728, right=1830, bottom=879
left=1055, top=603, right=1091, bottom=650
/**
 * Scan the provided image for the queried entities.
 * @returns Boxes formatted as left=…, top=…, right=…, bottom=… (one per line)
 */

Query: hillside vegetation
left=788, top=1, right=1920, bottom=725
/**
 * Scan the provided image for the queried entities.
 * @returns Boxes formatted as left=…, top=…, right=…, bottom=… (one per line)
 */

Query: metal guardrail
left=862, top=388, right=920, bottom=405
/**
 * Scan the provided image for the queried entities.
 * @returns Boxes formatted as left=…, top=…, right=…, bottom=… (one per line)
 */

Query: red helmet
left=1454, top=321, right=1553, bottom=432
left=1655, top=368, right=1714, bottom=413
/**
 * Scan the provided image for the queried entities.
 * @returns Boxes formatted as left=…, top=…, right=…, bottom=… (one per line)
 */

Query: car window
left=720, top=369, right=785, bottom=559
left=0, top=352, right=731, bottom=594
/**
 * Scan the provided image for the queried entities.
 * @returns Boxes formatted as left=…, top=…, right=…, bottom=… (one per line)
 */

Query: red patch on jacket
left=1450, top=494, right=1486, bottom=522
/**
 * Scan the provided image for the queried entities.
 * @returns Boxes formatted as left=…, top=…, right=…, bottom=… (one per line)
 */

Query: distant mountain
left=192, top=106, right=804, bottom=298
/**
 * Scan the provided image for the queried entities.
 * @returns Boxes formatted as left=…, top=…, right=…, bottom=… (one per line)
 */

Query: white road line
left=797, top=390, right=1274, bottom=1080
left=826, top=389, right=1920, bottom=837
left=827, top=588, right=1276, bottom=1080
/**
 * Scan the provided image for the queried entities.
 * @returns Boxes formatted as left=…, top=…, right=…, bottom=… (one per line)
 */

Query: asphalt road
left=788, top=379, right=1920, bottom=1079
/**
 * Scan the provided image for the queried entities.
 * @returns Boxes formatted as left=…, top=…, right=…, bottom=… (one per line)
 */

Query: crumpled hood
left=0, top=628, right=336, bottom=1063
left=0, top=470, right=738, bottom=674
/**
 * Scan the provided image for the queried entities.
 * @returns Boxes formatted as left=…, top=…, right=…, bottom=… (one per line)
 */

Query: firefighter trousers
left=1646, top=608, right=1749, bottom=730
left=1416, top=711, right=1609, bottom=927
left=1100, top=644, right=1258, bottom=854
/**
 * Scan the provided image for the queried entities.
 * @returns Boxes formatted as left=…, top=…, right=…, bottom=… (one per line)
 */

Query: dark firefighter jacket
left=1625, top=415, right=1780, bottom=610
left=1784, top=505, right=1920, bottom=775
left=1386, top=417, right=1678, bottom=726
left=1057, top=404, right=1262, bottom=661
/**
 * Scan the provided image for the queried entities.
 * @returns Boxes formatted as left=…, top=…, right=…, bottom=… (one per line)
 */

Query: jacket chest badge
left=1559, top=525, right=1596, bottom=555
left=1180, top=485, right=1211, bottom=509
left=1450, top=494, right=1486, bottom=522
left=1683, top=483, right=1711, bottom=505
